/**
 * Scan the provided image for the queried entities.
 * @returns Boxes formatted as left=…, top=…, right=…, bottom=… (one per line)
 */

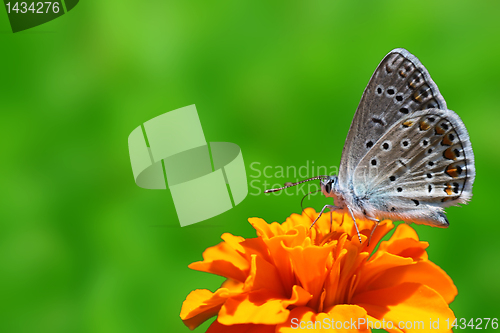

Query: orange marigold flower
left=180, top=208, right=457, bottom=332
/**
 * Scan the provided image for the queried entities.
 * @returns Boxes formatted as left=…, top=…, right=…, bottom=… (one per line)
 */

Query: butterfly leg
left=310, top=205, right=338, bottom=229
left=330, top=210, right=333, bottom=233
left=366, top=216, right=380, bottom=246
left=347, top=205, right=363, bottom=244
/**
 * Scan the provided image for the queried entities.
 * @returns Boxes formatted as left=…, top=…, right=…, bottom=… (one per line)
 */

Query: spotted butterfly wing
left=338, top=48, right=447, bottom=191
left=338, top=48, right=475, bottom=227
left=352, top=108, right=475, bottom=226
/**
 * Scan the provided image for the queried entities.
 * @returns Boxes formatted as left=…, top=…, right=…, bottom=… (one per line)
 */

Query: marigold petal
left=276, top=305, right=370, bottom=332
left=188, top=234, right=250, bottom=282
left=218, top=285, right=311, bottom=325
left=249, top=217, right=287, bottom=238
left=357, top=251, right=414, bottom=293
left=239, top=236, right=273, bottom=262
left=286, top=210, right=313, bottom=229
left=220, top=278, right=244, bottom=291
left=366, top=261, right=457, bottom=304
left=378, top=224, right=429, bottom=260
left=352, top=282, right=455, bottom=333
left=284, top=241, right=336, bottom=309
left=180, top=288, right=231, bottom=330
left=337, top=242, right=370, bottom=305
left=244, top=254, right=286, bottom=296
left=206, top=320, right=276, bottom=333
left=256, top=231, right=301, bottom=294
left=220, top=233, right=246, bottom=252
left=391, top=223, right=420, bottom=240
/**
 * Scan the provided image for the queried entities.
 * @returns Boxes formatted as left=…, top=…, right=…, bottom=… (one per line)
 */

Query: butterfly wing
left=338, top=49, right=447, bottom=191
left=351, top=108, right=475, bottom=226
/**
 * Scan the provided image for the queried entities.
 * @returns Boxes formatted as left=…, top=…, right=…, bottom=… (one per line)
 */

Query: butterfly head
left=320, top=175, right=339, bottom=198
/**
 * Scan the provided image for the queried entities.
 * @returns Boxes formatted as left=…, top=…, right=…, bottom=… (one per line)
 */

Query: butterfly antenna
left=301, top=189, right=322, bottom=221
left=264, top=176, right=328, bottom=193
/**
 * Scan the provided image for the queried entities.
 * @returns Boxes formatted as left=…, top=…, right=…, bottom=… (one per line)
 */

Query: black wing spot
left=391, top=207, right=396, bottom=212
left=428, top=117, right=435, bottom=122
left=371, top=117, right=385, bottom=126
left=427, top=173, right=433, bottom=178
left=428, top=184, right=432, bottom=193
left=387, top=88, right=395, bottom=95
left=441, top=123, right=449, bottom=130
left=454, top=149, right=461, bottom=157
left=399, top=107, right=409, bottom=114
left=427, top=148, right=433, bottom=154
left=371, top=159, right=377, bottom=166
left=382, top=142, right=390, bottom=150
left=397, top=187, right=403, bottom=192
left=412, top=199, right=420, bottom=206
left=376, top=86, right=383, bottom=95
left=390, top=176, right=396, bottom=181
left=428, top=161, right=434, bottom=166
left=395, top=94, right=403, bottom=102
left=453, top=182, right=460, bottom=193
left=366, top=141, right=374, bottom=148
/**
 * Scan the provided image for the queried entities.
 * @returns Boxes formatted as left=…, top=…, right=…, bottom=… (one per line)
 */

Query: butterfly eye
left=324, top=182, right=332, bottom=193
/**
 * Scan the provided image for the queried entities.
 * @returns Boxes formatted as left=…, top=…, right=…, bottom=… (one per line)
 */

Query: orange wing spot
left=444, top=183, right=453, bottom=195
left=442, top=195, right=460, bottom=202
left=445, top=164, right=462, bottom=178
left=403, top=120, right=415, bottom=128
left=444, top=147, right=457, bottom=160
left=399, top=70, right=407, bottom=78
left=441, top=134, right=453, bottom=146
left=434, top=124, right=446, bottom=135
left=413, top=90, right=423, bottom=102
left=419, top=120, right=431, bottom=131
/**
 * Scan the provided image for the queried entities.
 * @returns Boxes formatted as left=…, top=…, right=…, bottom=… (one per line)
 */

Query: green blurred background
left=1, top=1, right=499, bottom=332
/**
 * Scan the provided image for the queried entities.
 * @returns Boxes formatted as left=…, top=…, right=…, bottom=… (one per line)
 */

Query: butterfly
left=266, top=48, right=475, bottom=242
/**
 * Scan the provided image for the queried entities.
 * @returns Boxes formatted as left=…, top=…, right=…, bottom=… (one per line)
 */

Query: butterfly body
left=320, top=48, right=475, bottom=229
